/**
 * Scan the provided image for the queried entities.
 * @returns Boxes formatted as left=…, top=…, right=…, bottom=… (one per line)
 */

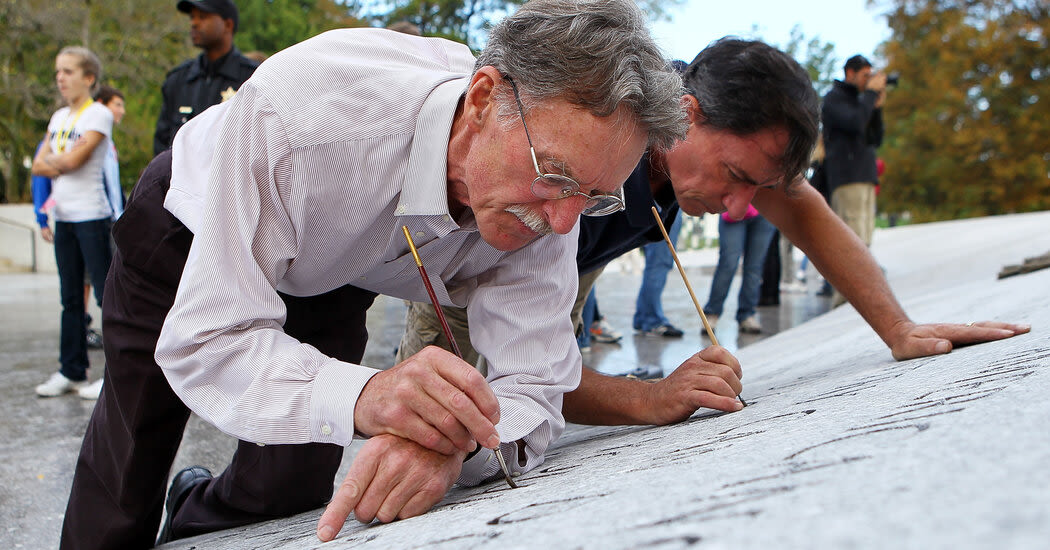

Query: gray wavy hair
left=476, top=0, right=686, bottom=151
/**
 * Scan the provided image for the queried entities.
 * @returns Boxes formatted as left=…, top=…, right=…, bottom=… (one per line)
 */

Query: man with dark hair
left=154, top=0, right=258, bottom=154
left=60, top=1, right=687, bottom=548
left=822, top=54, right=885, bottom=285
left=400, top=37, right=1029, bottom=427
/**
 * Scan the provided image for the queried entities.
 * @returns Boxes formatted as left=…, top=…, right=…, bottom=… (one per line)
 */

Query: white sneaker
left=779, top=281, right=806, bottom=293
left=78, top=378, right=104, bottom=400
left=35, top=372, right=87, bottom=397
left=739, top=315, right=762, bottom=334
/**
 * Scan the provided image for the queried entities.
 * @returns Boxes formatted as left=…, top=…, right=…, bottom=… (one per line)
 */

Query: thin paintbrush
left=401, top=226, right=519, bottom=488
left=649, top=208, right=747, bottom=407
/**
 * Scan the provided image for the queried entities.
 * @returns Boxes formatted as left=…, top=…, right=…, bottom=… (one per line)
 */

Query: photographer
left=821, top=54, right=887, bottom=306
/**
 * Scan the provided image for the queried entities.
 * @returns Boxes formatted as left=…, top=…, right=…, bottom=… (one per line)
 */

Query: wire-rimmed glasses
left=504, top=76, right=626, bottom=217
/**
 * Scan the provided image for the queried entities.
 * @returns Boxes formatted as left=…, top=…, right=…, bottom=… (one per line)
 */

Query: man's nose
left=543, top=197, right=585, bottom=235
left=721, top=184, right=759, bottom=221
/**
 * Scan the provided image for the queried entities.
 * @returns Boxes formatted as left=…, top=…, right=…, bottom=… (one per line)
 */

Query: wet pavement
left=0, top=246, right=831, bottom=549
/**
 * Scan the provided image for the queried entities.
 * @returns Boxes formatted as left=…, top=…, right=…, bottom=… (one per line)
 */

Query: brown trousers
left=60, top=150, right=377, bottom=549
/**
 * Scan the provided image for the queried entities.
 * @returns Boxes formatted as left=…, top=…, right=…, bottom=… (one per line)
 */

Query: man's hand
left=642, top=345, right=744, bottom=425
left=316, top=434, right=464, bottom=541
left=40, top=227, right=54, bottom=243
left=354, top=345, right=501, bottom=456
left=887, top=320, right=1031, bottom=361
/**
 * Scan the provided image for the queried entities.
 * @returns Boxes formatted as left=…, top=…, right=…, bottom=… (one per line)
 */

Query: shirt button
left=443, top=214, right=450, bottom=222
left=321, top=424, right=332, bottom=436
left=396, top=206, right=406, bottom=214
left=415, top=231, right=424, bottom=238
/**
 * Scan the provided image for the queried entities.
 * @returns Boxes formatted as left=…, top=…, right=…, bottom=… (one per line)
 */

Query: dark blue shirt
left=576, top=154, right=679, bottom=274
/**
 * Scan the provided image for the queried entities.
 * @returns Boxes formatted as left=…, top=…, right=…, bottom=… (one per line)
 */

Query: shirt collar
left=396, top=76, right=469, bottom=220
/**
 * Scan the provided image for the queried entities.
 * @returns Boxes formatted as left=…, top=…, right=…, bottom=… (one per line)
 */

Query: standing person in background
left=703, top=205, right=776, bottom=334
left=822, top=54, right=886, bottom=305
left=31, top=46, right=114, bottom=397
left=154, top=0, right=257, bottom=154
left=94, top=85, right=126, bottom=223
left=633, top=213, right=685, bottom=337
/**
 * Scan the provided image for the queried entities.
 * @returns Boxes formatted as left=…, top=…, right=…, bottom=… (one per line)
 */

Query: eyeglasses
left=505, top=76, right=625, bottom=217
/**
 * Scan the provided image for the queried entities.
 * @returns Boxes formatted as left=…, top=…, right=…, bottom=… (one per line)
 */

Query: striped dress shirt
left=157, top=28, right=582, bottom=485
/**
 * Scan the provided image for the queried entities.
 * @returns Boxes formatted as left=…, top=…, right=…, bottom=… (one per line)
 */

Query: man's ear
left=463, top=66, right=502, bottom=130
left=225, top=18, right=235, bottom=36
left=681, top=94, right=704, bottom=126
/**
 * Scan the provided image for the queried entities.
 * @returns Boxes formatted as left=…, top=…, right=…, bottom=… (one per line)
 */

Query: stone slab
left=161, top=211, right=1050, bottom=549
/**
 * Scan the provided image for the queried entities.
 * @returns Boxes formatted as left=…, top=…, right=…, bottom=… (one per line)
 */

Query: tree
left=781, top=25, right=838, bottom=97
left=362, top=0, right=682, bottom=49
left=0, top=0, right=363, bottom=204
left=237, top=0, right=366, bottom=56
left=876, top=0, right=1050, bottom=221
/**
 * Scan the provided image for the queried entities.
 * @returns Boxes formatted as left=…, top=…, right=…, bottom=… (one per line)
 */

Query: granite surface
left=160, top=212, right=1050, bottom=549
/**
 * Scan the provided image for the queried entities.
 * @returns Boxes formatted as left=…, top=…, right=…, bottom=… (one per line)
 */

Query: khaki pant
left=831, top=182, right=876, bottom=247
left=830, top=182, right=876, bottom=306
left=395, top=266, right=606, bottom=373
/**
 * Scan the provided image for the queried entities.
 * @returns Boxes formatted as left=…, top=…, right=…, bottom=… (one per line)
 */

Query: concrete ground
left=3, top=211, right=1049, bottom=548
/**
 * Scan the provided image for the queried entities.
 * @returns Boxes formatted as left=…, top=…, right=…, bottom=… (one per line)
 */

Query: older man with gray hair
left=60, top=1, right=685, bottom=548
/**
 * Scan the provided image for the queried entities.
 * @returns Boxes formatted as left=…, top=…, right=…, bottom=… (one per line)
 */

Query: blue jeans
left=633, top=214, right=682, bottom=331
left=704, top=215, right=775, bottom=322
left=54, top=218, right=112, bottom=381
left=577, top=286, right=597, bottom=348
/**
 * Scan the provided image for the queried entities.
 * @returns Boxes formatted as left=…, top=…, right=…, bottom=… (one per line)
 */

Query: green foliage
left=362, top=0, right=682, bottom=50
left=0, top=0, right=362, bottom=204
left=237, top=0, right=365, bottom=55
left=1, top=0, right=681, bottom=203
left=781, top=25, right=837, bottom=97
left=877, top=0, right=1050, bottom=221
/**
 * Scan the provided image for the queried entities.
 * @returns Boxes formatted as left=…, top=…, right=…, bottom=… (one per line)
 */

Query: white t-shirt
left=46, top=101, right=113, bottom=222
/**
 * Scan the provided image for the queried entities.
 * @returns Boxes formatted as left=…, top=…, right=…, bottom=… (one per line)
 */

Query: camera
left=885, top=71, right=900, bottom=87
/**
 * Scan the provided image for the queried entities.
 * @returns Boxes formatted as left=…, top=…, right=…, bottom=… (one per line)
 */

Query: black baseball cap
left=177, top=0, right=239, bottom=31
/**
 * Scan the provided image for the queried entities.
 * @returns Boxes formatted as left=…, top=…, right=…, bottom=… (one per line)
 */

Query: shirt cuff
left=458, top=442, right=526, bottom=487
left=309, top=359, right=380, bottom=446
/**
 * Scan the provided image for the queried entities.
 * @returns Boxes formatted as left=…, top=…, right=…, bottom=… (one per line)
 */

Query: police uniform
left=153, top=47, right=258, bottom=154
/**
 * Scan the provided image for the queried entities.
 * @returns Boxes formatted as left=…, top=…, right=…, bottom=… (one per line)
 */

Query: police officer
left=154, top=0, right=258, bottom=154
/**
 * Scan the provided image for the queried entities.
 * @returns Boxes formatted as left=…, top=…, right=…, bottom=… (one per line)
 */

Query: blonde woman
left=31, top=46, right=114, bottom=397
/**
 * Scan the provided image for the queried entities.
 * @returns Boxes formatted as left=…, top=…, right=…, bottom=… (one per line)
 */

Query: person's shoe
left=579, top=345, right=592, bottom=354
left=701, top=313, right=719, bottom=334
left=85, top=327, right=103, bottom=349
left=589, top=319, right=623, bottom=343
left=816, top=283, right=833, bottom=297
left=78, top=378, right=104, bottom=400
left=620, top=365, right=664, bottom=380
left=157, top=466, right=213, bottom=545
left=35, top=372, right=87, bottom=397
left=639, top=323, right=684, bottom=338
left=779, top=281, right=806, bottom=293
left=739, top=316, right=762, bottom=334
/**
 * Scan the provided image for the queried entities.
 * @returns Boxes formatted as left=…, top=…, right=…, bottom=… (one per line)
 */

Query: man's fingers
left=316, top=449, right=379, bottom=542
left=698, top=345, right=742, bottom=378
left=694, top=391, right=745, bottom=413
left=419, top=371, right=500, bottom=449
left=892, top=337, right=952, bottom=361
left=430, top=353, right=501, bottom=424
left=391, top=386, right=476, bottom=454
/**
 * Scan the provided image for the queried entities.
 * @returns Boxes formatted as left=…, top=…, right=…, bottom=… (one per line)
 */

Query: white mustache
left=505, top=205, right=552, bottom=236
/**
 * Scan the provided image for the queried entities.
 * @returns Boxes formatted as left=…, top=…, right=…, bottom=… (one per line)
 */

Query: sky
left=650, top=0, right=892, bottom=68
